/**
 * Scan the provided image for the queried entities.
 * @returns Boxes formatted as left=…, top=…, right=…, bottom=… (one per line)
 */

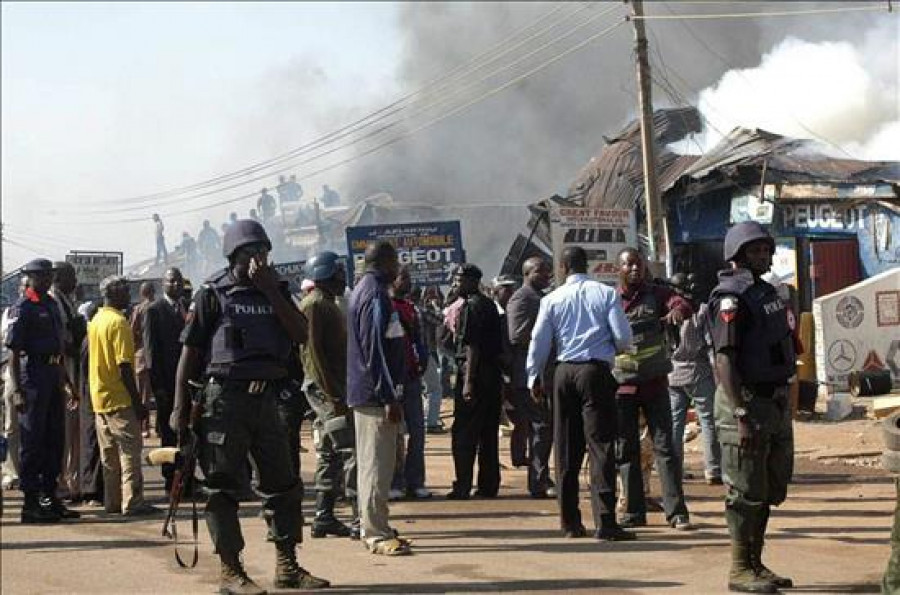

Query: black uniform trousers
left=450, top=363, right=502, bottom=496
left=198, top=378, right=300, bottom=554
left=553, top=360, right=618, bottom=532
left=18, top=360, right=65, bottom=495
left=274, top=380, right=309, bottom=480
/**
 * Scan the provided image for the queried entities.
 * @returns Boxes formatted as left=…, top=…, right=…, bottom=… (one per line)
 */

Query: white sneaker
left=388, top=488, right=404, bottom=501
left=409, top=487, right=432, bottom=499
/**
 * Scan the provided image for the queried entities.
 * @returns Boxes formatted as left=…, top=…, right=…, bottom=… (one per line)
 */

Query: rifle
left=147, top=379, right=205, bottom=568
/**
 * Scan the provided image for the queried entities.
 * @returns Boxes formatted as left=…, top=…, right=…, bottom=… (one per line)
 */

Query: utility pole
left=629, top=0, right=667, bottom=270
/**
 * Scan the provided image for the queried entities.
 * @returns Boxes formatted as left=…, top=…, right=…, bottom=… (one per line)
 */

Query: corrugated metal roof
left=677, top=127, right=900, bottom=186
left=570, top=113, right=899, bottom=211
left=568, top=107, right=703, bottom=209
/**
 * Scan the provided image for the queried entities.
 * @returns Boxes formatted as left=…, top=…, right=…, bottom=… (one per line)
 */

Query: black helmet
left=305, top=251, right=341, bottom=282
left=223, top=219, right=271, bottom=258
left=723, top=221, right=774, bottom=263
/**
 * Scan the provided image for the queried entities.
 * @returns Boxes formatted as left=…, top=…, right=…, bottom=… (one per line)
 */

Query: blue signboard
left=273, top=260, right=306, bottom=294
left=346, top=221, right=464, bottom=287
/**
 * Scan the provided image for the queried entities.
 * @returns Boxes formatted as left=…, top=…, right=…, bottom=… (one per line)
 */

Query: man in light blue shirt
left=526, top=246, right=634, bottom=541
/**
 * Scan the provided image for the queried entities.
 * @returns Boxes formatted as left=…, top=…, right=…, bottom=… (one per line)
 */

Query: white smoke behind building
left=694, top=20, right=899, bottom=159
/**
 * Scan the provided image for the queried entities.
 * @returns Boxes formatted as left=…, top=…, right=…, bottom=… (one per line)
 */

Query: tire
left=882, top=449, right=900, bottom=473
left=882, top=411, right=900, bottom=452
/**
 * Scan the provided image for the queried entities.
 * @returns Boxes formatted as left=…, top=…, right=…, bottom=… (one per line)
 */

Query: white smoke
left=695, top=24, right=899, bottom=160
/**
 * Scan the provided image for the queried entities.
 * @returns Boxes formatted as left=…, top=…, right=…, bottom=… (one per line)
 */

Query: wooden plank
left=873, top=395, right=900, bottom=419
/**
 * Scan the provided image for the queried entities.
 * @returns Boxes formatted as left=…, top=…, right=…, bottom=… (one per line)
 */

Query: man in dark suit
left=506, top=257, right=555, bottom=498
left=143, top=268, right=186, bottom=492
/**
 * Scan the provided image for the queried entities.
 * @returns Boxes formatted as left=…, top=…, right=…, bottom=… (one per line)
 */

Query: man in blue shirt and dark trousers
left=527, top=246, right=635, bottom=541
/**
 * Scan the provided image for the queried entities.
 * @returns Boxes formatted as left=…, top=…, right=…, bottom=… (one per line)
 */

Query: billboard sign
left=346, top=221, right=464, bottom=287
left=66, top=251, right=123, bottom=302
left=548, top=206, right=637, bottom=285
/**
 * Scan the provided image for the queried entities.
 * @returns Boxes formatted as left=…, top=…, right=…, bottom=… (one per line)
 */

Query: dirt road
left=1, top=416, right=894, bottom=594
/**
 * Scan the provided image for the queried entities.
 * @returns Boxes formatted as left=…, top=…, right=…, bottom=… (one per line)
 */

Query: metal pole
left=629, top=0, right=665, bottom=265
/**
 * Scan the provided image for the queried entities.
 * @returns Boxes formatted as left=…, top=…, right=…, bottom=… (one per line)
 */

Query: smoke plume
left=696, top=19, right=899, bottom=159
left=335, top=2, right=897, bottom=207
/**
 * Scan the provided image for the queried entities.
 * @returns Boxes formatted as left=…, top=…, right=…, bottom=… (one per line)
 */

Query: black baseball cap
left=455, top=263, right=483, bottom=281
left=21, top=259, right=56, bottom=274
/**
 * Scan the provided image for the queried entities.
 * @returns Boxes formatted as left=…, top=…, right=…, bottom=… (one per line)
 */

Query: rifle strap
left=174, top=481, right=199, bottom=569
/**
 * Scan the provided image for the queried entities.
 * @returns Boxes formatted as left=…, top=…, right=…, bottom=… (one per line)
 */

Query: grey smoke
left=332, top=2, right=895, bottom=205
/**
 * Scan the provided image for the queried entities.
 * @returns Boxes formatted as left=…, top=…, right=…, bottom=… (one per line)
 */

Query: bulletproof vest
left=206, top=272, right=292, bottom=379
left=710, top=270, right=796, bottom=384
left=612, top=287, right=673, bottom=384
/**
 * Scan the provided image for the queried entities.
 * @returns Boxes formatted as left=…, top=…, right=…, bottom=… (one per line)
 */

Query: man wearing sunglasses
left=172, top=220, right=329, bottom=594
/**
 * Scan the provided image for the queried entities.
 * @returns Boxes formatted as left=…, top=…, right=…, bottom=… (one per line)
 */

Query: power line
left=61, top=17, right=630, bottom=224
left=64, top=3, right=621, bottom=216
left=631, top=4, right=886, bottom=20
left=658, top=2, right=859, bottom=158
left=3, top=223, right=106, bottom=250
left=70, top=3, right=591, bottom=209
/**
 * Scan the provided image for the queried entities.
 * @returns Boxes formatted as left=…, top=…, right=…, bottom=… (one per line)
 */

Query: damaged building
left=506, top=107, right=900, bottom=313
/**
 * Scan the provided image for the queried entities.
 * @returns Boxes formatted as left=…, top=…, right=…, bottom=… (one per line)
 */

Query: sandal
left=369, top=537, right=413, bottom=556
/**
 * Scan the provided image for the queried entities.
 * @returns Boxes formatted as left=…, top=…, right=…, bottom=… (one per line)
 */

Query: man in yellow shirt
left=88, top=275, right=158, bottom=517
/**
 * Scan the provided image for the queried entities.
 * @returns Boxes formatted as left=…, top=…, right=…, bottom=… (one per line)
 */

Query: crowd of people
left=0, top=218, right=799, bottom=594
left=150, top=180, right=342, bottom=282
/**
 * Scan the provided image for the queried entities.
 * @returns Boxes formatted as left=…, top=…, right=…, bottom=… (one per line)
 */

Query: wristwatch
left=733, top=406, right=748, bottom=420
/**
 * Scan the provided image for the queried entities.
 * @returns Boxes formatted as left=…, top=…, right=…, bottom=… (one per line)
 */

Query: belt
left=743, top=383, right=789, bottom=400
left=29, top=354, right=63, bottom=365
left=559, top=359, right=609, bottom=366
left=210, top=378, right=272, bottom=395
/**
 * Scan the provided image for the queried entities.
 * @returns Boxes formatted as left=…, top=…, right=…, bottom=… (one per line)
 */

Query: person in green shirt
left=300, top=251, right=358, bottom=539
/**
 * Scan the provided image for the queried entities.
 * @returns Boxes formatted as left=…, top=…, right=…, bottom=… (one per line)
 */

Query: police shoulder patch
left=718, top=295, right=738, bottom=323
left=719, top=296, right=738, bottom=312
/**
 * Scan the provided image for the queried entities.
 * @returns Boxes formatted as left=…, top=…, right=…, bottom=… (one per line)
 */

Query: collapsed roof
left=567, top=106, right=899, bottom=209
left=567, top=106, right=702, bottom=209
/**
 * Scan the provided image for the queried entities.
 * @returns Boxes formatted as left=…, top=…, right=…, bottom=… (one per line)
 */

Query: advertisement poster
left=548, top=206, right=636, bottom=285
left=813, top=268, right=900, bottom=389
left=346, top=221, right=463, bottom=287
left=771, top=237, right=798, bottom=288
left=65, top=252, right=123, bottom=301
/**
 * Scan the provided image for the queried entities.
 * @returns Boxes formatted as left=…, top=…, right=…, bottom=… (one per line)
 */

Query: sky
left=2, top=2, right=403, bottom=270
left=2, top=1, right=896, bottom=274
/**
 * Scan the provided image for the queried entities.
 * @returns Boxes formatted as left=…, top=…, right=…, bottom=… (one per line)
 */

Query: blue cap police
left=21, top=259, right=56, bottom=274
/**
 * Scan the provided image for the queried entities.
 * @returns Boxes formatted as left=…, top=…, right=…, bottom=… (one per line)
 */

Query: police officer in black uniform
left=171, top=220, right=329, bottom=594
left=5, top=259, right=80, bottom=523
left=708, top=221, right=795, bottom=594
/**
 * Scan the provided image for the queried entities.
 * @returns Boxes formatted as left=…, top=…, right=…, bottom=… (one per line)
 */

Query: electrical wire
left=60, top=17, right=630, bottom=225
left=630, top=5, right=886, bottom=20
left=64, top=3, right=621, bottom=216
left=70, top=3, right=592, bottom=208
left=3, top=222, right=106, bottom=251
left=657, top=2, right=860, bottom=159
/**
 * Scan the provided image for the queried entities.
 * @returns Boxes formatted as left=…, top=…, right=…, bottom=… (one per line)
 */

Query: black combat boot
left=750, top=507, right=792, bottom=588
left=274, top=539, right=331, bottom=589
left=219, top=550, right=266, bottom=595
left=310, top=492, right=351, bottom=538
left=21, top=492, right=60, bottom=524
left=41, top=494, right=81, bottom=519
